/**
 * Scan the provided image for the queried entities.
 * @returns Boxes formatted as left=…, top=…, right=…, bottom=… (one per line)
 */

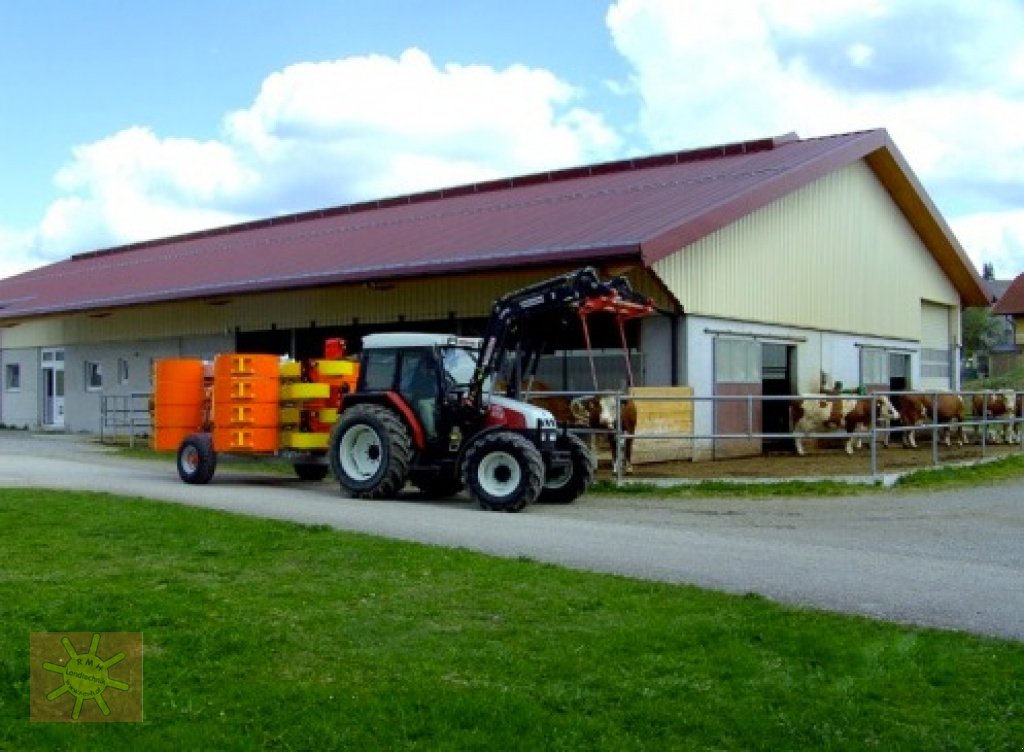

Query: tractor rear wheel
left=177, top=433, right=217, bottom=484
left=461, top=431, right=544, bottom=512
left=538, top=433, right=595, bottom=504
left=329, top=404, right=413, bottom=498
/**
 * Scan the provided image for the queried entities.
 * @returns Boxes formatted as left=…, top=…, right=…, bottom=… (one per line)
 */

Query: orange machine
left=152, top=338, right=359, bottom=482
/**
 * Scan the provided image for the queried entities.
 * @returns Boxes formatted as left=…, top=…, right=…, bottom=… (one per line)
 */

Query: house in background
left=990, top=272, right=1024, bottom=374
left=0, top=128, right=990, bottom=459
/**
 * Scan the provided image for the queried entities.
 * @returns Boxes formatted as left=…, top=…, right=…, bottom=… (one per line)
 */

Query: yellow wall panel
left=653, top=161, right=958, bottom=340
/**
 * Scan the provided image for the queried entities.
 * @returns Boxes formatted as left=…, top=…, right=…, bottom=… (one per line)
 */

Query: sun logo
left=42, top=634, right=130, bottom=720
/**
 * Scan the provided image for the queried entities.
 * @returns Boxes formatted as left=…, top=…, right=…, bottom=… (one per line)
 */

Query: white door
left=41, top=349, right=65, bottom=427
left=920, top=302, right=953, bottom=390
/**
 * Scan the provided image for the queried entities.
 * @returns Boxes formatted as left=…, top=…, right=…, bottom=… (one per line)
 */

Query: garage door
left=920, top=301, right=953, bottom=389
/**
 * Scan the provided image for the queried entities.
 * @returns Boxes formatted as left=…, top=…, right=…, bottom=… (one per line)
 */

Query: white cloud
left=606, top=0, right=1024, bottom=277
left=2, top=48, right=619, bottom=277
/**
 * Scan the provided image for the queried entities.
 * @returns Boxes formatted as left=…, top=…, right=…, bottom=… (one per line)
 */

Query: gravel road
left=2, top=433, right=1021, bottom=641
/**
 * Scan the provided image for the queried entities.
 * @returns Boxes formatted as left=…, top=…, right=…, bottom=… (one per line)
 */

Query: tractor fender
left=338, top=391, right=427, bottom=451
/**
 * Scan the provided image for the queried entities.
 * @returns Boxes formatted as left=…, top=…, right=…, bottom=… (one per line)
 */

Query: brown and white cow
left=790, top=395, right=899, bottom=455
left=971, top=390, right=1018, bottom=443
left=525, top=389, right=638, bottom=473
left=891, top=392, right=967, bottom=448
left=571, top=395, right=639, bottom=474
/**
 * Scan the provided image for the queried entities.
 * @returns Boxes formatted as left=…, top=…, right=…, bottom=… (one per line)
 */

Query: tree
left=962, top=306, right=1003, bottom=360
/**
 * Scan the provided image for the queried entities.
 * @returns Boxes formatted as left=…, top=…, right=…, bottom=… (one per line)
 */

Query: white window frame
left=117, top=358, right=130, bottom=385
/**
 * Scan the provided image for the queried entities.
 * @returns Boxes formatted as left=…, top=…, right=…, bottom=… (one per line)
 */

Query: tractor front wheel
left=461, top=432, right=544, bottom=512
left=538, top=433, right=595, bottom=504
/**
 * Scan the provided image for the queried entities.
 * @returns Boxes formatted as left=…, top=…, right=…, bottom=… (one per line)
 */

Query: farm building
left=0, top=128, right=989, bottom=459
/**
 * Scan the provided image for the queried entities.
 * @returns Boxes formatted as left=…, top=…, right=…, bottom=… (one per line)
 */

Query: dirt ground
left=598, top=440, right=1022, bottom=481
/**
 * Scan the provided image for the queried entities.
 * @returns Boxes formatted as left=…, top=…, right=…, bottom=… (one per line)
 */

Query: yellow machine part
left=280, top=383, right=331, bottom=400
left=280, top=431, right=330, bottom=450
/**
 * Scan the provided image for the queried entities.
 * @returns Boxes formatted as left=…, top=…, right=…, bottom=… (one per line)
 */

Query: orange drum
left=212, top=378, right=280, bottom=403
left=152, top=359, right=207, bottom=451
left=151, top=426, right=197, bottom=452
left=212, top=402, right=280, bottom=428
left=213, top=427, right=279, bottom=453
left=214, top=353, right=280, bottom=380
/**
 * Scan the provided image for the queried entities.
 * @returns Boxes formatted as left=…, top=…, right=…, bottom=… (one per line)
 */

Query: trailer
left=152, top=338, right=358, bottom=483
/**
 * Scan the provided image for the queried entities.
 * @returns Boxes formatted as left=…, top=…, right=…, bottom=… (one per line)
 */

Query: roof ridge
left=69, top=132, right=805, bottom=264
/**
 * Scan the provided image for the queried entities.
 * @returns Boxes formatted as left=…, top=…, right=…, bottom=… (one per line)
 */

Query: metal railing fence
left=100, top=392, right=152, bottom=447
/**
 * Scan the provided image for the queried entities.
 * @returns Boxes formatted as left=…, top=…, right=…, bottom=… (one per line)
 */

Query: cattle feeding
left=971, top=390, right=1019, bottom=444
left=524, top=390, right=638, bottom=474
left=571, top=395, right=639, bottom=475
left=790, top=394, right=899, bottom=456
left=891, top=392, right=967, bottom=448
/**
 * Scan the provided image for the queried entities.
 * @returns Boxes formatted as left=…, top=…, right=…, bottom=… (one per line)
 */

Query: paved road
left=2, top=433, right=1022, bottom=641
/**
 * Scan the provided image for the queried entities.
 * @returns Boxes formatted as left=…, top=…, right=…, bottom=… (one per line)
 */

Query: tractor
left=328, top=267, right=654, bottom=511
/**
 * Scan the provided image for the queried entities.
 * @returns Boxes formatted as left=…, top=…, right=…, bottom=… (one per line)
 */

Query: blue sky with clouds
left=2, top=0, right=1023, bottom=280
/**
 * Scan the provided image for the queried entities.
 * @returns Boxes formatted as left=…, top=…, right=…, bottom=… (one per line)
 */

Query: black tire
left=538, top=433, right=596, bottom=504
left=177, top=433, right=217, bottom=484
left=461, top=431, right=544, bottom=512
left=329, top=404, right=413, bottom=499
left=410, top=473, right=465, bottom=499
left=294, top=463, right=329, bottom=482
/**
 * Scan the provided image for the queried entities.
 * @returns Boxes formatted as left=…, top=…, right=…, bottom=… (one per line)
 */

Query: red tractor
left=328, top=267, right=654, bottom=511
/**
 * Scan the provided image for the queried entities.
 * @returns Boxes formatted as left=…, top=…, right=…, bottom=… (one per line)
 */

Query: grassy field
left=1, top=488, right=1022, bottom=750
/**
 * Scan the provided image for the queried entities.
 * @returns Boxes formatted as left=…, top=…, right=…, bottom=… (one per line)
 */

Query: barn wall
left=1, top=266, right=675, bottom=348
left=653, top=160, right=959, bottom=340
left=683, top=313, right=921, bottom=459
left=0, top=347, right=39, bottom=429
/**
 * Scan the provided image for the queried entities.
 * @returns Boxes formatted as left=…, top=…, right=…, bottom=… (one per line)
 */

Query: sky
left=2, top=0, right=1023, bottom=282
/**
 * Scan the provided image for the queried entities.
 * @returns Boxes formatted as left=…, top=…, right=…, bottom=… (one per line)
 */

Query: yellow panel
left=280, top=383, right=331, bottom=400
left=279, top=407, right=302, bottom=425
left=280, top=431, right=330, bottom=450
left=278, top=361, right=302, bottom=379
left=313, top=359, right=358, bottom=377
left=318, top=408, right=339, bottom=424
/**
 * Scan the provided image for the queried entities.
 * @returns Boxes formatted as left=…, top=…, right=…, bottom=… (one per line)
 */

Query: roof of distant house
left=992, top=273, right=1024, bottom=314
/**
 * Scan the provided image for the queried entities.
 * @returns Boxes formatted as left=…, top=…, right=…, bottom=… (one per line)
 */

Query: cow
left=790, top=394, right=899, bottom=456
left=971, top=390, right=1018, bottom=443
left=523, top=387, right=637, bottom=472
left=890, top=394, right=928, bottom=448
left=570, top=395, right=639, bottom=474
left=890, top=393, right=967, bottom=448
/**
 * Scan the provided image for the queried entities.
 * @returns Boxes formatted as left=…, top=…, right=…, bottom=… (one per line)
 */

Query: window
left=362, top=349, right=397, bottom=391
left=921, top=347, right=951, bottom=379
left=714, top=338, right=760, bottom=383
left=85, top=361, right=103, bottom=391
left=4, top=363, right=20, bottom=391
left=860, top=347, right=888, bottom=386
left=117, top=358, right=129, bottom=385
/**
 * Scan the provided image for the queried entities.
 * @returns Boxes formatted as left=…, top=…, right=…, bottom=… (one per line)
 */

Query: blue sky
left=2, top=0, right=1023, bottom=280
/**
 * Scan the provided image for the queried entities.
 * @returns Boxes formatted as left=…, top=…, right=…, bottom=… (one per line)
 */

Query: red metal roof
left=992, top=273, right=1024, bottom=315
left=0, top=128, right=989, bottom=320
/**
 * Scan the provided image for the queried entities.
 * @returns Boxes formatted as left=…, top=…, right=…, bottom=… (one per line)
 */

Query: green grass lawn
left=1, top=489, right=1021, bottom=750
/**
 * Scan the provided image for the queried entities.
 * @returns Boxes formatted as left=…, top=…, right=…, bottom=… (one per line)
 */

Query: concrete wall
left=0, top=347, right=40, bottom=429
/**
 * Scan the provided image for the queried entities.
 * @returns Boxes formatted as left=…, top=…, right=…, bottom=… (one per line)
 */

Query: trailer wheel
left=177, top=433, right=217, bottom=484
left=329, top=404, right=412, bottom=498
left=538, top=433, right=595, bottom=504
left=462, top=431, right=544, bottom=512
left=293, top=463, right=329, bottom=481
